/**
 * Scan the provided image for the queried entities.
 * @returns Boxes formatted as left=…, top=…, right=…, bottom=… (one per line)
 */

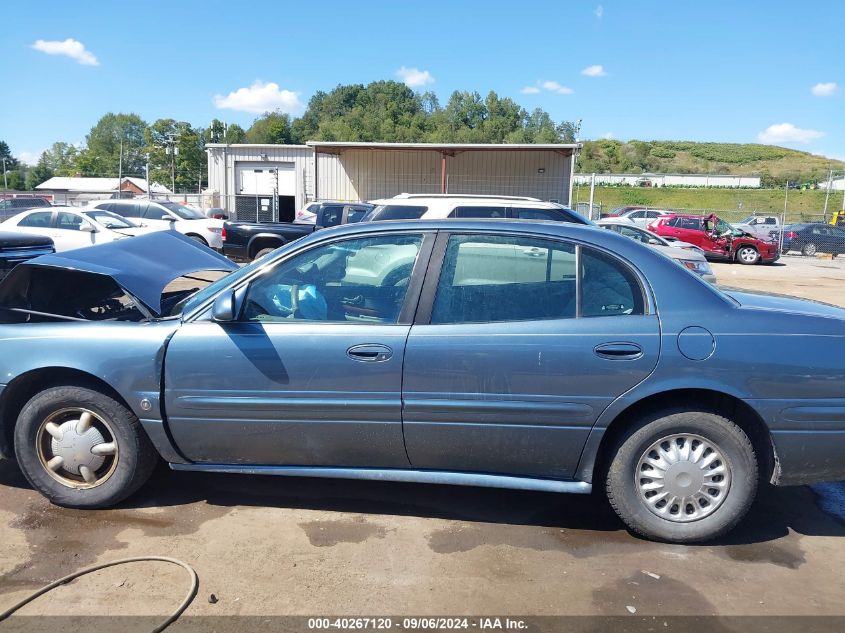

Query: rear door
left=402, top=231, right=660, bottom=479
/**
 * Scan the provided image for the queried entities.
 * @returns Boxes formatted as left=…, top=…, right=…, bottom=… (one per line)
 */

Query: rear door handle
left=594, top=342, right=643, bottom=360
left=347, top=344, right=393, bottom=362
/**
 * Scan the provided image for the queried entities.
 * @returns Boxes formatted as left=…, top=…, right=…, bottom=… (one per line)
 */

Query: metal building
left=206, top=141, right=581, bottom=221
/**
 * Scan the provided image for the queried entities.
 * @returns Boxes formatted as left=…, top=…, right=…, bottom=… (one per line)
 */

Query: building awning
left=306, top=141, right=581, bottom=156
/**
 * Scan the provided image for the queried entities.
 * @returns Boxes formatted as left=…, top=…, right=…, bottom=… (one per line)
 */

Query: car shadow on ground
left=1, top=459, right=843, bottom=547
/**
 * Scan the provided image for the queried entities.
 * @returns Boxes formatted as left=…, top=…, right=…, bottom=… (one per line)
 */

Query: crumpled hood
left=723, top=287, right=845, bottom=320
left=1, top=230, right=237, bottom=316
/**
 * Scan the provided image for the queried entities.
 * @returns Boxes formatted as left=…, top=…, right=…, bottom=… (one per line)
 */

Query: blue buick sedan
left=0, top=222, right=843, bottom=543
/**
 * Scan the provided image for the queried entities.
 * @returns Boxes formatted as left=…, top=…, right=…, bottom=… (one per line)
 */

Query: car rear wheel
left=186, top=234, right=208, bottom=246
left=802, top=242, right=817, bottom=256
left=13, top=386, right=158, bottom=508
left=606, top=409, right=757, bottom=543
left=735, top=246, right=760, bottom=264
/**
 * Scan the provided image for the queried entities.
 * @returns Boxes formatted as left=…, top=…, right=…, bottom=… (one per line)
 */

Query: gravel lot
left=1, top=253, right=844, bottom=624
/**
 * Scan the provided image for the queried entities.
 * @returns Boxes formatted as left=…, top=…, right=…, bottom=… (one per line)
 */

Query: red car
left=648, top=213, right=779, bottom=265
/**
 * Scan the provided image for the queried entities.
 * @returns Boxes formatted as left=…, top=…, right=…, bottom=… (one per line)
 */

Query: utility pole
left=117, top=138, right=123, bottom=198
left=823, top=165, right=832, bottom=220
left=588, top=173, right=596, bottom=220
left=145, top=154, right=151, bottom=198
left=1, top=158, right=7, bottom=190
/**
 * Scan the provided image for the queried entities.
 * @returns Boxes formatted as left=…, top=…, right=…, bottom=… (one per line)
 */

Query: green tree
left=25, top=152, right=54, bottom=190
left=246, top=111, right=294, bottom=144
left=0, top=141, right=19, bottom=169
left=145, top=119, right=206, bottom=192
left=75, top=113, right=147, bottom=177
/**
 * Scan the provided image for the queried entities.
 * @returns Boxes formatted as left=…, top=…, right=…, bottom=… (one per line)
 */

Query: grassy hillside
left=577, top=140, right=845, bottom=185
left=573, top=184, right=844, bottom=222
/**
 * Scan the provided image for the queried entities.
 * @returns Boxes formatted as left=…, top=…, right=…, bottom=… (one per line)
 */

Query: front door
left=402, top=233, right=660, bottom=479
left=164, top=231, right=431, bottom=467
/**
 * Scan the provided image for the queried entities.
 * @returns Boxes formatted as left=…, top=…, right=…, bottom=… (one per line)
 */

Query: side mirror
left=211, top=286, right=246, bottom=322
left=648, top=238, right=661, bottom=245
left=80, top=224, right=97, bottom=233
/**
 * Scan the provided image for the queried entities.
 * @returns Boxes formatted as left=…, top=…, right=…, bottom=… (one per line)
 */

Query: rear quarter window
left=368, top=205, right=428, bottom=221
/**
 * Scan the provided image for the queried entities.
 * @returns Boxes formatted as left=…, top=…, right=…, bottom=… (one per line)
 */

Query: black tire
left=802, top=242, right=817, bottom=257
left=253, top=247, right=276, bottom=261
left=13, top=386, right=158, bottom=508
left=606, top=408, right=757, bottom=543
left=186, top=234, right=208, bottom=246
left=735, top=245, right=760, bottom=265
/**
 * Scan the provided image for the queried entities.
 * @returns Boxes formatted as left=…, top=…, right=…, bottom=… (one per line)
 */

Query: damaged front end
left=0, top=231, right=238, bottom=324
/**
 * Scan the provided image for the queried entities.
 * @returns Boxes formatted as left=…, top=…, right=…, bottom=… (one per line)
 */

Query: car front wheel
left=13, top=386, right=158, bottom=508
left=606, top=409, right=757, bottom=543
left=802, top=242, right=817, bottom=256
left=735, top=246, right=760, bottom=264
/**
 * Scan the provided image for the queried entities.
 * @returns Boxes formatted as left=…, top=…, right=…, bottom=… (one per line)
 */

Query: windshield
left=175, top=261, right=254, bottom=316
left=367, top=204, right=428, bottom=221
left=159, top=201, right=206, bottom=220
left=83, top=210, right=137, bottom=229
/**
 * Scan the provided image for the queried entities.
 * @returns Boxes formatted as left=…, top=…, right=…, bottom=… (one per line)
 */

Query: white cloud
left=811, top=82, right=837, bottom=97
left=16, top=150, right=43, bottom=165
left=757, top=122, right=825, bottom=144
left=540, top=80, right=574, bottom=95
left=595, top=4, right=604, bottom=18
left=396, top=66, right=435, bottom=88
left=213, top=80, right=304, bottom=114
left=581, top=64, right=606, bottom=77
left=520, top=86, right=541, bottom=94
left=31, top=38, right=98, bottom=66
left=602, top=132, right=613, bottom=140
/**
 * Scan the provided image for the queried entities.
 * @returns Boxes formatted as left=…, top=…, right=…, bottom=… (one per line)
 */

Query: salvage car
left=0, top=222, right=844, bottom=544
left=0, top=206, right=153, bottom=252
left=648, top=213, right=779, bottom=264
left=781, top=223, right=845, bottom=257
left=597, top=219, right=716, bottom=283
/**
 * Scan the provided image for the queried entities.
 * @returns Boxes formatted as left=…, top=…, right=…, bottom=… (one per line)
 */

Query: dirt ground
left=1, top=253, right=845, bottom=625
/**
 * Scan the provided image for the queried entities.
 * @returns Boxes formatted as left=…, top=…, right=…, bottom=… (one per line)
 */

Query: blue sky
left=1, top=0, right=843, bottom=163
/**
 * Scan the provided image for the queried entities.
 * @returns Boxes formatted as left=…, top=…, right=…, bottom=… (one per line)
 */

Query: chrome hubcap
left=805, top=244, right=816, bottom=255
left=37, top=408, right=118, bottom=489
left=636, top=434, right=731, bottom=522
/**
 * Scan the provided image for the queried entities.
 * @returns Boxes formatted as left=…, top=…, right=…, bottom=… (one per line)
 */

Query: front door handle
left=347, top=344, right=393, bottom=362
left=594, top=342, right=643, bottom=360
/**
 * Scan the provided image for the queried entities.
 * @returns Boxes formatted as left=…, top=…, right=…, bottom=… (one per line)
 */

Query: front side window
left=17, top=211, right=53, bottom=228
left=159, top=201, right=205, bottom=220
left=431, top=235, right=577, bottom=324
left=56, top=212, right=93, bottom=231
left=243, top=234, right=423, bottom=324
left=431, top=234, right=644, bottom=324
left=143, top=204, right=169, bottom=220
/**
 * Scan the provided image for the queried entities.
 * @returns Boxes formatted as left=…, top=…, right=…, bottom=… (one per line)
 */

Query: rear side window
left=321, top=204, right=344, bottom=227
left=143, top=204, right=168, bottom=220
left=431, top=235, right=577, bottom=324
left=367, top=205, right=428, bottom=221
left=449, top=206, right=508, bottom=219
left=581, top=249, right=644, bottom=317
left=109, top=202, right=138, bottom=218
left=676, top=218, right=702, bottom=230
left=17, top=211, right=53, bottom=228
left=431, top=235, right=644, bottom=324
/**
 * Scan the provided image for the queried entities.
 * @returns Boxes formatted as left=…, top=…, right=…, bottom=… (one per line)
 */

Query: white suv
left=89, top=199, right=225, bottom=249
left=364, top=194, right=591, bottom=225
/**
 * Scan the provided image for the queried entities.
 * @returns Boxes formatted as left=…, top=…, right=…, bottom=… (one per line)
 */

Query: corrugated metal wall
left=316, top=149, right=570, bottom=202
